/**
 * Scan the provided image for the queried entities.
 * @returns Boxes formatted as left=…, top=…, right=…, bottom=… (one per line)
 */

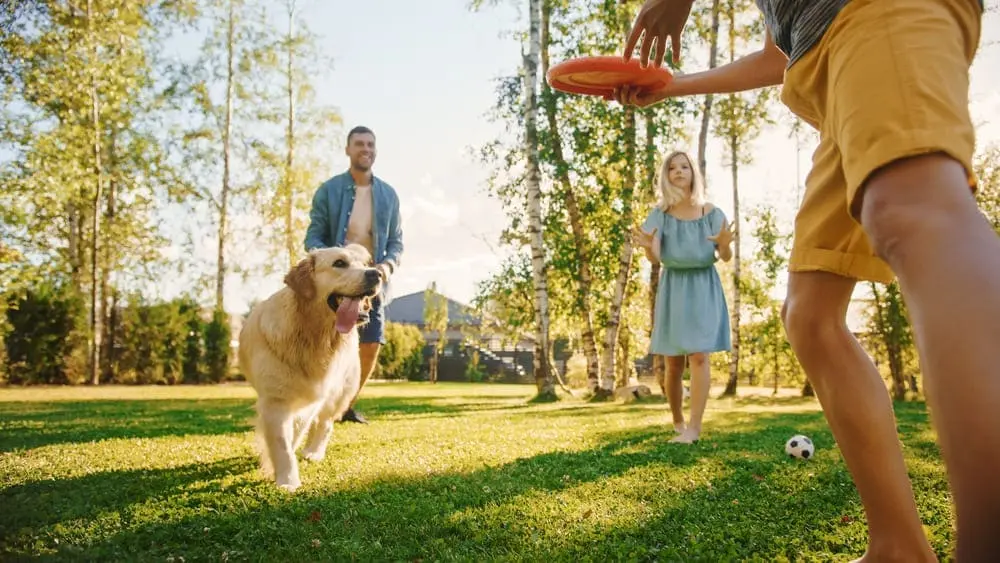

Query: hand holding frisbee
left=546, top=55, right=674, bottom=102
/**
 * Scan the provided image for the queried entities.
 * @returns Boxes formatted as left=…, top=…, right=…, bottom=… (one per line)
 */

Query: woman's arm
left=616, top=29, right=787, bottom=106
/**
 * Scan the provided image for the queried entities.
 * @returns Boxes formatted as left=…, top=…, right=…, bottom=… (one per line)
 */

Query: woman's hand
left=633, top=225, right=658, bottom=249
left=707, top=219, right=734, bottom=247
left=614, top=83, right=672, bottom=108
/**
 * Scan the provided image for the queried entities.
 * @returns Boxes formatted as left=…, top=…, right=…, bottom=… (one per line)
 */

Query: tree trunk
left=217, top=0, right=235, bottom=313
left=523, top=0, right=555, bottom=399
left=284, top=0, right=296, bottom=270
left=696, top=0, right=721, bottom=182
left=600, top=107, right=637, bottom=395
left=722, top=6, right=742, bottom=397
left=68, top=200, right=82, bottom=289
left=650, top=261, right=665, bottom=396
left=802, top=379, right=814, bottom=397
left=723, top=131, right=742, bottom=396
left=86, top=0, right=103, bottom=386
left=540, top=0, right=600, bottom=392
left=772, top=329, right=779, bottom=394
left=101, top=124, right=118, bottom=381
left=616, top=317, right=634, bottom=389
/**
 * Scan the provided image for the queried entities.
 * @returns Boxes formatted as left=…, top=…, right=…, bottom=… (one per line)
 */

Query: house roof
left=385, top=290, right=481, bottom=326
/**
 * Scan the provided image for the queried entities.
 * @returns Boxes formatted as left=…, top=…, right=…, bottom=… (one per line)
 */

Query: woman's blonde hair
left=655, top=150, right=705, bottom=211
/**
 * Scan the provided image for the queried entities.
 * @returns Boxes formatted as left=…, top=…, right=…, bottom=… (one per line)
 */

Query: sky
left=183, top=0, right=1000, bottom=314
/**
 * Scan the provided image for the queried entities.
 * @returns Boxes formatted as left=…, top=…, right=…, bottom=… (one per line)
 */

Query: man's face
left=346, top=132, right=376, bottom=172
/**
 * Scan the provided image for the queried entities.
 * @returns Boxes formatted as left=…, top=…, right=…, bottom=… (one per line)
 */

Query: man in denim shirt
left=304, top=125, right=404, bottom=424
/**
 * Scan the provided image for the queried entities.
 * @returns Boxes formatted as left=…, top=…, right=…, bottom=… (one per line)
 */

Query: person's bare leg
left=341, top=342, right=381, bottom=424
left=356, top=342, right=381, bottom=400
left=782, top=271, right=935, bottom=562
left=671, top=352, right=709, bottom=444
left=858, top=153, right=1000, bottom=562
left=665, top=355, right=686, bottom=433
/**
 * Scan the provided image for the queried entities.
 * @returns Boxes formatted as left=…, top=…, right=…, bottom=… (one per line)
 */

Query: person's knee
left=857, top=152, right=976, bottom=266
left=688, top=353, right=708, bottom=369
left=781, top=276, right=852, bottom=351
left=666, top=356, right=685, bottom=374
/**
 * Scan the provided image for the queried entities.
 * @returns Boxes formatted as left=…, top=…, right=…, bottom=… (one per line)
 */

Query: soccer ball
left=785, top=435, right=815, bottom=459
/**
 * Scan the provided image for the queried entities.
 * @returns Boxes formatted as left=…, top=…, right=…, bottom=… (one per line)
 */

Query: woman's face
left=668, top=155, right=693, bottom=191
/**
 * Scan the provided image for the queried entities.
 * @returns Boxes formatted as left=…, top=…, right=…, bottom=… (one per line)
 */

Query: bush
left=3, top=281, right=88, bottom=385
left=115, top=295, right=192, bottom=385
left=377, top=322, right=425, bottom=380
left=203, top=308, right=232, bottom=383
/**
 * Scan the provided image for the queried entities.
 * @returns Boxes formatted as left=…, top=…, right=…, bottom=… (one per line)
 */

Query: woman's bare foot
left=673, top=421, right=685, bottom=434
left=669, top=428, right=700, bottom=444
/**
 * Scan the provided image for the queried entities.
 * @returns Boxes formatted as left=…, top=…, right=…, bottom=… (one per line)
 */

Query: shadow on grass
left=1, top=405, right=944, bottom=562
left=359, top=396, right=532, bottom=420
left=0, top=393, right=533, bottom=452
left=0, top=399, right=256, bottom=453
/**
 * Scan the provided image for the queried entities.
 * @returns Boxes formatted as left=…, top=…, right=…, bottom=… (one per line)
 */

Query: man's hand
left=375, top=263, right=391, bottom=282
left=623, top=0, right=696, bottom=68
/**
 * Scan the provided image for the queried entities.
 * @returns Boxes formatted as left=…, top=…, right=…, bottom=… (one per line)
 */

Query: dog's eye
left=333, top=259, right=348, bottom=268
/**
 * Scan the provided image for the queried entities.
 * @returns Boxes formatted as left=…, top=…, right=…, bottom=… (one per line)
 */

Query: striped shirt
left=756, top=0, right=986, bottom=67
left=754, top=0, right=849, bottom=66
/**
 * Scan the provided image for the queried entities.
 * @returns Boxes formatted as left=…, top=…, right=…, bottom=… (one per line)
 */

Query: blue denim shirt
left=303, top=170, right=404, bottom=303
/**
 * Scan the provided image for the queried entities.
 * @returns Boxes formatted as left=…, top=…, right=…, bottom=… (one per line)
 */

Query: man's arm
left=381, top=196, right=403, bottom=275
left=618, top=30, right=787, bottom=106
left=303, top=182, right=331, bottom=252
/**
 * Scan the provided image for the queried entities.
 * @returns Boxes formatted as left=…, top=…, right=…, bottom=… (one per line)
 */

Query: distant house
left=385, top=290, right=534, bottom=382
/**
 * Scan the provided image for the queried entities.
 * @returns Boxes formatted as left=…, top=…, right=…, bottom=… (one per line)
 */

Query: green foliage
left=737, top=206, right=801, bottom=389
left=3, top=280, right=87, bottom=385
left=465, top=348, right=486, bottom=383
left=115, top=295, right=192, bottom=385
left=203, top=308, right=232, bottom=383
left=377, top=322, right=426, bottom=381
left=179, top=297, right=205, bottom=384
left=423, top=282, right=449, bottom=352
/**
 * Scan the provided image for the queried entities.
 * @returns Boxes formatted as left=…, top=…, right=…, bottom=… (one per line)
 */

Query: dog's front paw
left=276, top=475, right=302, bottom=493
left=302, top=448, right=326, bottom=463
left=277, top=482, right=301, bottom=493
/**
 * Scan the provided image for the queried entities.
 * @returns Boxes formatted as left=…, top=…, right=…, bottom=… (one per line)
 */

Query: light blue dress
left=642, top=205, right=732, bottom=357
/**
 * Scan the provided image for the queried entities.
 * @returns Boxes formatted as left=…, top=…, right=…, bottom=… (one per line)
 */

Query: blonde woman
left=634, top=150, right=734, bottom=444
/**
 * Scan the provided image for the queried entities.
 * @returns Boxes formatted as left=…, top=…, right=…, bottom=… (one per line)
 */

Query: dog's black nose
left=365, top=269, right=381, bottom=284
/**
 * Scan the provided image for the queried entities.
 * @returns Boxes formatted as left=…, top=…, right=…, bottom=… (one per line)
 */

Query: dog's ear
left=284, top=254, right=316, bottom=300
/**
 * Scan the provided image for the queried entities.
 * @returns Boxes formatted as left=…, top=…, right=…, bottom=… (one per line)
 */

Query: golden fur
left=237, top=244, right=381, bottom=492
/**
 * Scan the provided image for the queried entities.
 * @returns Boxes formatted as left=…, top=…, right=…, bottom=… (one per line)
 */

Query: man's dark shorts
left=359, top=295, right=386, bottom=345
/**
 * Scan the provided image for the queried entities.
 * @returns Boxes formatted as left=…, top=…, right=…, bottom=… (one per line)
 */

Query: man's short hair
left=347, top=126, right=375, bottom=145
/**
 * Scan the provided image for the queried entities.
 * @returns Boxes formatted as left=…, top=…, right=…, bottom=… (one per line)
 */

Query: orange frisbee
left=546, top=55, right=673, bottom=100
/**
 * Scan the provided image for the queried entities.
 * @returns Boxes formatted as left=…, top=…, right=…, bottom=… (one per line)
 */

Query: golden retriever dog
left=238, top=244, right=382, bottom=492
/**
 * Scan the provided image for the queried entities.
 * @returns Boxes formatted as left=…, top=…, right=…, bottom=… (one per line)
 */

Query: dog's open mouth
left=327, top=292, right=375, bottom=334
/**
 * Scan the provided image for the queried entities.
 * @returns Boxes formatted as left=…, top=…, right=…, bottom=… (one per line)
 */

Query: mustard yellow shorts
left=781, top=0, right=983, bottom=284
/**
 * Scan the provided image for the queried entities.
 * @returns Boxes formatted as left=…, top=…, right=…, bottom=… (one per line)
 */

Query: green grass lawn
left=0, top=382, right=954, bottom=562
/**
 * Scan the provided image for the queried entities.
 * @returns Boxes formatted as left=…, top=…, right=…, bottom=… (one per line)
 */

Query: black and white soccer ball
left=785, top=434, right=815, bottom=460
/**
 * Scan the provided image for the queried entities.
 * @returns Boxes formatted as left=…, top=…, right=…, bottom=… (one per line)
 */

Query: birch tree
left=523, top=0, right=557, bottom=399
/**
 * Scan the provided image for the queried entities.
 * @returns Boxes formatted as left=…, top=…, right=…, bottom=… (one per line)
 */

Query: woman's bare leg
left=671, top=352, right=709, bottom=444
left=665, top=355, right=686, bottom=432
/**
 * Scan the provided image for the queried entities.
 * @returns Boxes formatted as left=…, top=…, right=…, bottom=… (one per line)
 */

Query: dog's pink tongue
left=335, top=298, right=361, bottom=334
